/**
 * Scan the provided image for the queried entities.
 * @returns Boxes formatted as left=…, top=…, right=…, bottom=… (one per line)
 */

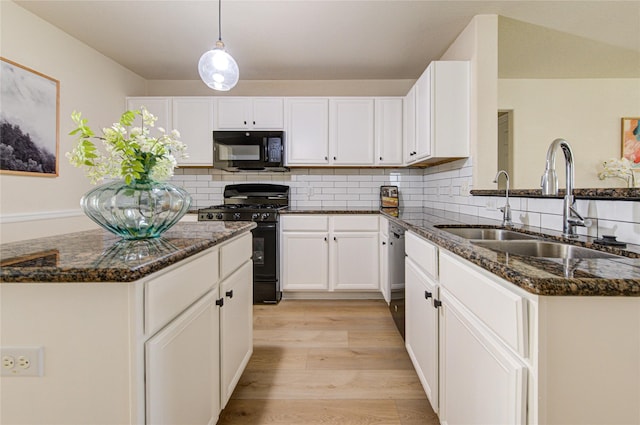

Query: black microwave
left=213, top=131, right=288, bottom=172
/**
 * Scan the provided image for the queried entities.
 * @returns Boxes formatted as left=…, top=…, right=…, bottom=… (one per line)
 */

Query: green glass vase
left=80, top=176, right=192, bottom=240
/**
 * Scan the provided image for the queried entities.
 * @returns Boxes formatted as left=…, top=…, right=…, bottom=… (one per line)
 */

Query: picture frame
left=622, top=117, right=640, bottom=169
left=0, top=57, right=60, bottom=177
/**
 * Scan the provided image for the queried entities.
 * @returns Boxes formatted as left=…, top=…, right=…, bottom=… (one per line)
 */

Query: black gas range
left=198, top=184, right=289, bottom=304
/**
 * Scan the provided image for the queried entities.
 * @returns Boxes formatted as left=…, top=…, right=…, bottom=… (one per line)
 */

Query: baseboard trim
left=0, top=209, right=83, bottom=224
left=282, top=291, right=384, bottom=300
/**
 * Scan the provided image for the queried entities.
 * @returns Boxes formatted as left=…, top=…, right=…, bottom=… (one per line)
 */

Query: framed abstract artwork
left=0, top=57, right=60, bottom=177
left=622, top=117, right=640, bottom=169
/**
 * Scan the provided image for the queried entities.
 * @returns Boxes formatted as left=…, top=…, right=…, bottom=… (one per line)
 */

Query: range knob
left=216, top=213, right=223, bottom=220
left=261, top=213, right=270, bottom=220
left=206, top=212, right=214, bottom=220
left=252, top=213, right=260, bottom=220
left=233, top=212, right=241, bottom=220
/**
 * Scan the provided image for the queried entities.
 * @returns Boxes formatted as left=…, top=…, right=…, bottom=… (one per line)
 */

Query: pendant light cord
left=218, top=0, right=222, bottom=42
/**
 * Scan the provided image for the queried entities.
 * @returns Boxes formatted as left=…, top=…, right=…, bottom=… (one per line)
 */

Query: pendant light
left=198, top=0, right=239, bottom=91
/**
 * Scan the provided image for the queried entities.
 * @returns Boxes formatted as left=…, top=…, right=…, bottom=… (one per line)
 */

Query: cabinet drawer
left=220, top=232, right=252, bottom=279
left=145, top=249, right=218, bottom=336
left=439, top=251, right=528, bottom=357
left=405, top=232, right=438, bottom=280
left=332, top=215, right=379, bottom=232
left=281, top=215, right=329, bottom=231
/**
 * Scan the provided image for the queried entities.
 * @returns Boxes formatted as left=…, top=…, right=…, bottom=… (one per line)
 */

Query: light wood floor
left=218, top=299, right=439, bottom=425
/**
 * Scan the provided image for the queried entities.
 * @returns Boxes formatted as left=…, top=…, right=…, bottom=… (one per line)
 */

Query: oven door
left=251, top=222, right=281, bottom=303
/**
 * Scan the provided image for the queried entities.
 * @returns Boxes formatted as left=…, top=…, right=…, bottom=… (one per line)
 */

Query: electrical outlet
left=0, top=347, right=43, bottom=377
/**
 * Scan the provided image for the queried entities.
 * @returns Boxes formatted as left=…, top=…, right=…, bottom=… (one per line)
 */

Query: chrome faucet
left=540, top=138, right=588, bottom=238
left=493, top=170, right=512, bottom=227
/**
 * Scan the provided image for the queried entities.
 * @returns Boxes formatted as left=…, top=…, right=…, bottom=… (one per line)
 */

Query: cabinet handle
left=243, top=120, right=247, bottom=125
left=324, top=156, right=328, bottom=161
left=225, top=290, right=234, bottom=298
left=253, top=121, right=256, bottom=125
left=333, top=156, right=337, bottom=160
left=425, top=291, right=432, bottom=299
left=382, top=241, right=387, bottom=245
left=333, top=236, right=337, bottom=241
left=215, top=298, right=224, bottom=307
left=379, top=156, right=383, bottom=161
left=434, top=299, right=442, bottom=308
left=324, top=237, right=328, bottom=242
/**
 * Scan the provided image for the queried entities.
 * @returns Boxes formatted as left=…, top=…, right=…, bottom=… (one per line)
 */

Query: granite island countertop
left=0, top=221, right=256, bottom=283
left=385, top=208, right=640, bottom=296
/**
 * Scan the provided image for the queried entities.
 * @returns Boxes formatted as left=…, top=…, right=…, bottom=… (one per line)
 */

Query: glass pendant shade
left=198, top=40, right=239, bottom=91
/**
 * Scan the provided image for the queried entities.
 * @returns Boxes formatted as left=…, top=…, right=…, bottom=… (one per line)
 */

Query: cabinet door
left=126, top=97, right=171, bottom=139
left=145, top=290, right=220, bottom=425
left=375, top=98, right=403, bottom=165
left=172, top=97, right=214, bottom=166
left=414, top=66, right=432, bottom=161
left=215, top=97, right=250, bottom=129
left=380, top=234, right=390, bottom=303
left=285, top=98, right=330, bottom=165
left=330, top=98, right=375, bottom=165
left=220, top=261, right=253, bottom=407
left=281, top=232, right=329, bottom=290
left=405, top=258, right=439, bottom=412
left=439, top=288, right=527, bottom=425
left=403, top=86, right=417, bottom=164
left=331, top=232, right=379, bottom=290
left=252, top=97, right=284, bottom=129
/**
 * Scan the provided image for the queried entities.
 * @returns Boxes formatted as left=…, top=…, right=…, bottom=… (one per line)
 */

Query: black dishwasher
left=388, top=222, right=406, bottom=339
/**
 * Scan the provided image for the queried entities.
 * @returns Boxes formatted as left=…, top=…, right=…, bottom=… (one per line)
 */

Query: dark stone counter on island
left=0, top=221, right=256, bottom=283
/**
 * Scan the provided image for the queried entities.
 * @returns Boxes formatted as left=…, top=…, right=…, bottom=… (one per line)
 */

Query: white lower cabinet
left=405, top=232, right=440, bottom=411
left=219, top=261, right=254, bottom=406
left=438, top=287, right=527, bottom=425
left=145, top=290, right=220, bottom=425
left=405, top=256, right=439, bottom=411
left=281, top=214, right=380, bottom=293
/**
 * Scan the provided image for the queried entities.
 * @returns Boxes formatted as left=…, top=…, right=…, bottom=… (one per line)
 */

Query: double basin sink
left=436, top=226, right=618, bottom=260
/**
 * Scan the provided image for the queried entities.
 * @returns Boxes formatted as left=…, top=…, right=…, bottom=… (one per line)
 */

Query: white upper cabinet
left=408, top=61, right=470, bottom=165
left=329, top=98, right=375, bottom=165
left=126, top=97, right=214, bottom=167
left=285, top=98, right=330, bottom=165
left=126, top=97, right=171, bottom=139
left=403, top=86, right=417, bottom=163
left=215, top=97, right=284, bottom=130
left=375, top=97, right=403, bottom=166
left=171, top=97, right=214, bottom=167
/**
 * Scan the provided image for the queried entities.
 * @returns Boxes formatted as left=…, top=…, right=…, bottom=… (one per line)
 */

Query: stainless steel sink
left=472, top=240, right=618, bottom=259
left=436, top=226, right=537, bottom=240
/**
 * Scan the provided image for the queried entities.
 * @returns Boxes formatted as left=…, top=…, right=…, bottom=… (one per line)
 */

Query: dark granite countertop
left=384, top=208, right=640, bottom=297
left=0, top=221, right=256, bottom=283
left=471, top=187, right=640, bottom=201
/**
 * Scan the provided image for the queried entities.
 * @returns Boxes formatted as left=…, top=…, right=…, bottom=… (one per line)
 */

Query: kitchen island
left=0, top=221, right=256, bottom=425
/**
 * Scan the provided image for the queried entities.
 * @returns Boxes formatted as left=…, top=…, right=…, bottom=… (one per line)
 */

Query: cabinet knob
left=243, top=120, right=247, bottom=125
left=324, top=237, right=328, bottom=242
left=215, top=298, right=224, bottom=307
left=333, top=236, right=337, bottom=241
left=324, top=156, right=328, bottom=161
left=379, top=156, right=383, bottom=161
left=225, top=290, right=234, bottom=298
left=425, top=291, right=432, bottom=299
left=382, top=241, right=387, bottom=245
left=333, top=156, right=337, bottom=160
left=253, top=121, right=256, bottom=125
left=434, top=299, right=442, bottom=308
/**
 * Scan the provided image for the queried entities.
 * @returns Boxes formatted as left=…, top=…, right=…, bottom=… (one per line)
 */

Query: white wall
left=439, top=14, right=498, bottom=191
left=0, top=1, right=147, bottom=242
left=499, top=78, right=640, bottom=189
left=147, top=79, right=414, bottom=97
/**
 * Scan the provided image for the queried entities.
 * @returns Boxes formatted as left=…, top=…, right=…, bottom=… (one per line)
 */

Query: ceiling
left=14, top=0, right=640, bottom=81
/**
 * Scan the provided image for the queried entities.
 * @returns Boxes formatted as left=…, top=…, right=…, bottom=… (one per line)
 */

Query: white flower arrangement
left=598, top=157, right=637, bottom=188
left=67, top=107, right=187, bottom=185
